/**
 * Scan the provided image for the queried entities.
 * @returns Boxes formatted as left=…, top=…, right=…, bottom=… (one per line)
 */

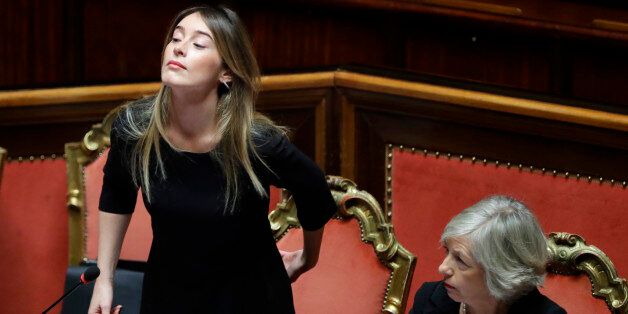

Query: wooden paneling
left=1, top=70, right=626, bottom=205
left=404, top=15, right=554, bottom=93
left=344, top=89, right=628, bottom=203
left=3, top=0, right=628, bottom=112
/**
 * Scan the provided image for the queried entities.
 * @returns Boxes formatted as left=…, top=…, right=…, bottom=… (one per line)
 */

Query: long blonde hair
left=119, top=5, right=282, bottom=212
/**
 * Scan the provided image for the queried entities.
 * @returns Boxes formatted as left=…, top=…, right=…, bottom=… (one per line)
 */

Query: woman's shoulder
left=510, top=288, right=566, bottom=314
left=410, top=281, right=459, bottom=314
left=251, top=121, right=288, bottom=156
left=110, top=96, right=154, bottom=138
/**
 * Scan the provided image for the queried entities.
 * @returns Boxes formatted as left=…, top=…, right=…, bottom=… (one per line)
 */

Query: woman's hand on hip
left=280, top=249, right=314, bottom=283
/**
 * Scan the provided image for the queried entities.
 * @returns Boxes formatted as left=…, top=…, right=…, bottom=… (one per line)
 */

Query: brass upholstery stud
left=411, top=147, right=416, bottom=153
left=435, top=151, right=440, bottom=157
left=482, top=159, right=487, bottom=165
left=388, top=144, right=392, bottom=148
left=18, top=157, right=23, bottom=162
left=458, top=155, right=464, bottom=160
left=399, top=145, right=404, bottom=151
left=423, top=149, right=427, bottom=155
left=40, top=155, right=45, bottom=160
left=51, top=154, right=56, bottom=159
left=471, top=157, right=477, bottom=163
left=29, top=156, right=35, bottom=161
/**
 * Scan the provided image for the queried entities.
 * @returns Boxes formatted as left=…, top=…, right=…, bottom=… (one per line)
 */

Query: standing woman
left=88, top=5, right=336, bottom=314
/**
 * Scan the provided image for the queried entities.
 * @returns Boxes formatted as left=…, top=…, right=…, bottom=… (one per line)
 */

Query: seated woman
left=409, top=195, right=565, bottom=314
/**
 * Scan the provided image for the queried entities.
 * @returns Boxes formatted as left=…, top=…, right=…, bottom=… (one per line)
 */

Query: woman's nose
left=438, top=258, right=453, bottom=276
left=173, top=43, right=186, bottom=57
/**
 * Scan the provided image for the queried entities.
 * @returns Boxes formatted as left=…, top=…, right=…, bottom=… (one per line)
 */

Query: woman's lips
left=167, top=60, right=187, bottom=70
left=443, top=282, right=456, bottom=290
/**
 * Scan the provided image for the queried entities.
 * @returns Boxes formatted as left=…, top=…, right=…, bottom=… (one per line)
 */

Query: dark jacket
left=408, top=281, right=566, bottom=314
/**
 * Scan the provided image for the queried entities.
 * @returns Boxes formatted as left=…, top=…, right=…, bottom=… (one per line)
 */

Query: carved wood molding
left=269, top=175, right=416, bottom=314
left=548, top=232, right=628, bottom=313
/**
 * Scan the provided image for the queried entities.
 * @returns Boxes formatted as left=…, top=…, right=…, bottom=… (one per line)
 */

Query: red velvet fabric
left=277, top=218, right=391, bottom=313
left=0, top=160, right=68, bottom=314
left=391, top=148, right=625, bottom=313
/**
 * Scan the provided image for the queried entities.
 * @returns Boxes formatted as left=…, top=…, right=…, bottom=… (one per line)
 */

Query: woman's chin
left=445, top=290, right=462, bottom=302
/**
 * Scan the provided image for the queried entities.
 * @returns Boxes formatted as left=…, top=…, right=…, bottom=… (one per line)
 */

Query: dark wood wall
left=4, top=0, right=628, bottom=111
left=2, top=0, right=628, bottom=205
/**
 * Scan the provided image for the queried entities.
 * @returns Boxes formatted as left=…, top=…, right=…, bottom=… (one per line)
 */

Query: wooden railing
left=2, top=70, right=627, bottom=131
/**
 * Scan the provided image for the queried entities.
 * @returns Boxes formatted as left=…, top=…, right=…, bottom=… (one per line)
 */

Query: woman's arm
left=87, top=211, right=132, bottom=314
left=302, top=227, right=324, bottom=269
left=281, top=227, right=325, bottom=282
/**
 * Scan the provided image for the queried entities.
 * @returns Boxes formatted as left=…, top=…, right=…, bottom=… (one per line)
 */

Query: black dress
left=409, top=281, right=566, bottom=314
left=99, top=115, right=337, bottom=314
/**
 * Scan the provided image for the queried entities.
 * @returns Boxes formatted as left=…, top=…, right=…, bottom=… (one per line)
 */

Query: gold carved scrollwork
left=65, top=107, right=121, bottom=265
left=268, top=175, right=416, bottom=314
left=547, top=232, right=628, bottom=313
left=0, top=147, right=6, bottom=186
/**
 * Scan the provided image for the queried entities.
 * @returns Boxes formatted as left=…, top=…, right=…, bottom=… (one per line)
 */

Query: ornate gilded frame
left=548, top=232, right=628, bottom=313
left=65, top=107, right=121, bottom=265
left=0, top=147, right=6, bottom=186
left=269, top=176, right=417, bottom=314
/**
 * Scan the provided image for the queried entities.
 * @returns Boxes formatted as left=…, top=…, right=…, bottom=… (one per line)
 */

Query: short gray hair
left=440, top=195, right=549, bottom=302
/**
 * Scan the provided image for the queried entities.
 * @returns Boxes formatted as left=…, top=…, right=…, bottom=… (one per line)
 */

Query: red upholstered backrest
left=276, top=219, right=391, bottom=314
left=391, top=147, right=626, bottom=313
left=0, top=159, right=68, bottom=314
left=84, top=148, right=152, bottom=262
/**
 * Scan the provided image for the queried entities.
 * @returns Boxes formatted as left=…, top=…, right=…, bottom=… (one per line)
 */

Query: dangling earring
left=221, top=80, right=230, bottom=90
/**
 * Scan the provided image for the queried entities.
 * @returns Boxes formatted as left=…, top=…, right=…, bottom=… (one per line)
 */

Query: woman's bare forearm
left=96, top=211, right=132, bottom=283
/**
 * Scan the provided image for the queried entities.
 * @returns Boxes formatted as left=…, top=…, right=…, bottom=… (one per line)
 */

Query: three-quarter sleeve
left=99, top=117, right=139, bottom=214
left=256, top=132, right=336, bottom=231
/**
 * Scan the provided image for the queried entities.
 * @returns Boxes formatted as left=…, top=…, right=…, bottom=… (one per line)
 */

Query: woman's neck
left=464, top=298, right=507, bottom=314
left=165, top=86, right=221, bottom=153
left=168, top=86, right=219, bottom=138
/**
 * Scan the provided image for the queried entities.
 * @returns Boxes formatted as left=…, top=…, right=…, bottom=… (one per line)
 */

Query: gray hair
left=440, top=195, right=549, bottom=302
